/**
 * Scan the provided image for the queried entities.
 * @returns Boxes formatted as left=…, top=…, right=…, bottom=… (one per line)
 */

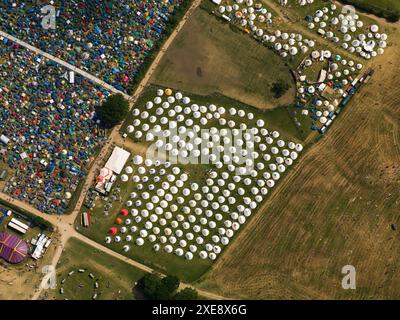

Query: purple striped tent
left=0, top=232, right=28, bottom=264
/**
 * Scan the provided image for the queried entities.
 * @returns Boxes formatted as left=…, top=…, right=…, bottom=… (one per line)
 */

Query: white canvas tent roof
left=0, top=135, right=10, bottom=145
left=105, top=147, right=131, bottom=174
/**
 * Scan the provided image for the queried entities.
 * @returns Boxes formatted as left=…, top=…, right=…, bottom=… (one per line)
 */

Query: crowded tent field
left=0, top=0, right=188, bottom=93
left=43, top=238, right=145, bottom=300
left=78, top=87, right=304, bottom=282
left=0, top=39, right=110, bottom=214
left=151, top=4, right=296, bottom=110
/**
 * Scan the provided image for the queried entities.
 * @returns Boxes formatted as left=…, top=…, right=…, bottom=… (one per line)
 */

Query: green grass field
left=44, top=238, right=146, bottom=300
left=356, top=0, right=400, bottom=12
left=151, top=5, right=296, bottom=111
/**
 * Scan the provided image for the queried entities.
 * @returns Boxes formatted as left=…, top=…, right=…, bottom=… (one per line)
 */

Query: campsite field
left=278, top=0, right=332, bottom=21
left=64, top=0, right=399, bottom=300
left=197, top=22, right=400, bottom=299
left=77, top=0, right=394, bottom=288
left=75, top=166, right=213, bottom=284
left=121, top=85, right=304, bottom=142
left=78, top=83, right=308, bottom=283
left=43, top=238, right=145, bottom=300
left=270, top=0, right=386, bottom=25
left=260, top=0, right=380, bottom=63
left=151, top=5, right=296, bottom=110
left=76, top=129, right=213, bottom=283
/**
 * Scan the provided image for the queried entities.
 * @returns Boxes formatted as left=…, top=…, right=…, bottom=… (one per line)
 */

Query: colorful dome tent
left=0, top=232, right=28, bottom=264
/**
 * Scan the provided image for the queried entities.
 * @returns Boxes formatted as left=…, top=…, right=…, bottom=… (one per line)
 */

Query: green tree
left=96, top=93, right=129, bottom=128
left=161, top=275, right=180, bottom=295
left=138, top=273, right=162, bottom=299
left=153, top=284, right=173, bottom=300
left=271, top=80, right=290, bottom=99
left=174, top=288, right=199, bottom=300
left=138, top=273, right=195, bottom=300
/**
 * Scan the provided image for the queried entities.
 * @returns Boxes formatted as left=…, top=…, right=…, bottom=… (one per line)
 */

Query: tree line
left=340, top=0, right=399, bottom=22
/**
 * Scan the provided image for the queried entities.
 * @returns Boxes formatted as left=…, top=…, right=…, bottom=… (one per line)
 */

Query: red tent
left=109, top=227, right=118, bottom=236
left=121, top=209, right=129, bottom=216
